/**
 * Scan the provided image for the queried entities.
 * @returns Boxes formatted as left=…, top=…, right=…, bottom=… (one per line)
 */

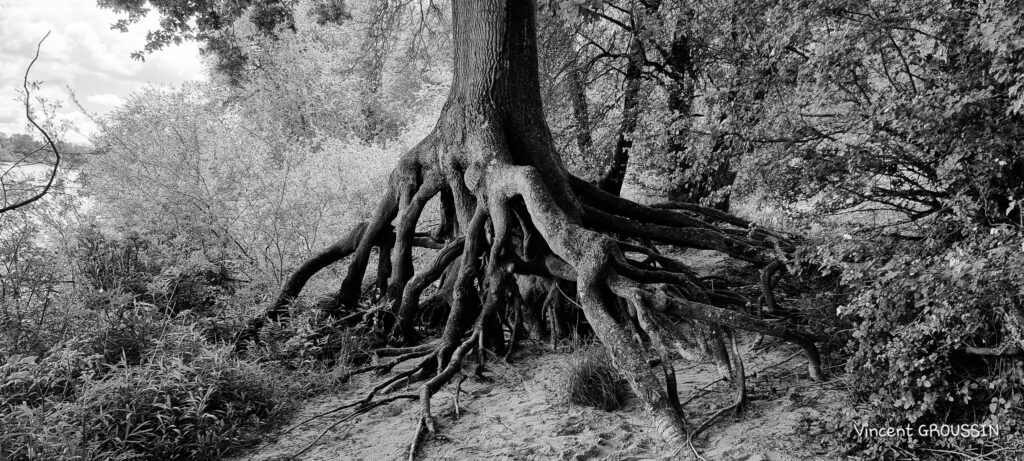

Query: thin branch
left=1, top=32, right=61, bottom=215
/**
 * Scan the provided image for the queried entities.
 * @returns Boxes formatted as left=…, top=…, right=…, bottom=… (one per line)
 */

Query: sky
left=0, top=0, right=206, bottom=144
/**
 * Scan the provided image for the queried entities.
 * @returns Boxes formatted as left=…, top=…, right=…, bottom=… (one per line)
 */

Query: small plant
left=560, top=346, right=629, bottom=411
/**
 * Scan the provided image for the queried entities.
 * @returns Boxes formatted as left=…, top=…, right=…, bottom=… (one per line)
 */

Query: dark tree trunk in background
left=664, top=30, right=697, bottom=203
left=598, top=37, right=643, bottom=196
left=567, top=56, right=594, bottom=162
left=663, top=23, right=735, bottom=211
left=543, top=17, right=595, bottom=163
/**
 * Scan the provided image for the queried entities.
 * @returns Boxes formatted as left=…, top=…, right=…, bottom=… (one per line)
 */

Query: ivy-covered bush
left=816, top=225, right=1024, bottom=454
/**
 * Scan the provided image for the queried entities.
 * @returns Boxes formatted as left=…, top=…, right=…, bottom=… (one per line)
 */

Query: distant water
left=0, top=161, right=85, bottom=204
left=0, top=161, right=54, bottom=177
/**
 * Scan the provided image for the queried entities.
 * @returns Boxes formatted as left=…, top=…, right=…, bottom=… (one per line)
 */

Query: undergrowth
left=805, top=225, right=1024, bottom=458
left=0, top=229, right=361, bottom=460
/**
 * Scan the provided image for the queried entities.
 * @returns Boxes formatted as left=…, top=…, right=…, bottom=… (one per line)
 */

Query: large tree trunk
left=426, top=1, right=685, bottom=439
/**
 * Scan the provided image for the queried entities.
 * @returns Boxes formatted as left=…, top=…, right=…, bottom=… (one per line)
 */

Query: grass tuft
left=560, top=346, right=629, bottom=411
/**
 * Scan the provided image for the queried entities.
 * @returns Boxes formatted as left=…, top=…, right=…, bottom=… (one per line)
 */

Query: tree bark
left=566, top=45, right=594, bottom=161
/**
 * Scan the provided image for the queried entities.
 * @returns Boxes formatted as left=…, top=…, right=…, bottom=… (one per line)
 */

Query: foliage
left=259, top=303, right=364, bottom=368
left=0, top=222, right=345, bottom=460
left=1, top=332, right=292, bottom=460
left=0, top=133, right=42, bottom=163
left=233, top=1, right=451, bottom=144
left=715, top=1, right=1024, bottom=454
left=74, top=341, right=287, bottom=460
left=88, top=82, right=409, bottom=290
left=727, top=0, right=1024, bottom=229
left=0, top=203, right=80, bottom=359
left=0, top=9, right=449, bottom=456
left=789, top=224, right=1017, bottom=455
left=0, top=209, right=346, bottom=460
left=97, top=0, right=299, bottom=82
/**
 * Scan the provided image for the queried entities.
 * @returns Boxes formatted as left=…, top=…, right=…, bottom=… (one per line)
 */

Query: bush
left=148, top=250, right=236, bottom=316
left=1, top=344, right=101, bottom=460
left=819, top=225, right=1024, bottom=455
left=0, top=217, right=77, bottom=359
left=76, top=226, right=239, bottom=318
left=75, top=226, right=156, bottom=295
left=84, top=299, right=164, bottom=366
left=560, top=346, right=629, bottom=411
left=1, top=220, right=352, bottom=460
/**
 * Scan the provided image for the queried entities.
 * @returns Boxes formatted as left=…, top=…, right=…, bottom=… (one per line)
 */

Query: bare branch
left=1, top=32, right=61, bottom=215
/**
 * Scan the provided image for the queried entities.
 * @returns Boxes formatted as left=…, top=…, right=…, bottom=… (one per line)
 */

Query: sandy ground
left=232, top=250, right=846, bottom=461
left=231, top=336, right=845, bottom=461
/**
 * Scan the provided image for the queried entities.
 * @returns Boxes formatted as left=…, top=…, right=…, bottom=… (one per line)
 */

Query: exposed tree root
left=288, top=393, right=419, bottom=461
left=376, top=344, right=435, bottom=358
left=760, top=260, right=786, bottom=314
left=963, top=344, right=1024, bottom=356
left=252, top=1, right=831, bottom=458
left=684, top=331, right=747, bottom=461
left=258, top=147, right=826, bottom=455
left=392, top=238, right=465, bottom=343
left=452, top=374, right=468, bottom=419
left=258, top=158, right=825, bottom=453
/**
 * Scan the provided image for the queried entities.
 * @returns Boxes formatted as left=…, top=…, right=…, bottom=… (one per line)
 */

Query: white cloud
left=85, top=93, right=125, bottom=107
left=0, top=0, right=205, bottom=144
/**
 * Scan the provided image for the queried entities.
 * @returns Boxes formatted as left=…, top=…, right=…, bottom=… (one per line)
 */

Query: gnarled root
left=265, top=111, right=824, bottom=458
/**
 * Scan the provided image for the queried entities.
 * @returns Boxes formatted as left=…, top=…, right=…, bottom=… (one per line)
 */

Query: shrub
left=75, top=226, right=156, bottom=295
left=1, top=345, right=100, bottom=410
left=85, top=299, right=164, bottom=366
left=820, top=225, right=1024, bottom=455
left=76, top=226, right=240, bottom=318
left=0, top=217, right=77, bottom=359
